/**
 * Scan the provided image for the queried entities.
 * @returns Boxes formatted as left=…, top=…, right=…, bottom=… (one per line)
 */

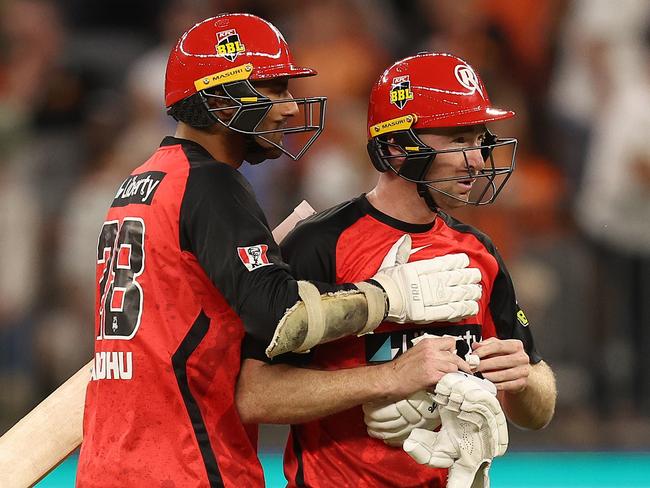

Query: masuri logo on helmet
left=194, top=63, right=253, bottom=92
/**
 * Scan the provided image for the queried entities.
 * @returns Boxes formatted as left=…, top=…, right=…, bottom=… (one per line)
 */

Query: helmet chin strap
left=243, top=134, right=276, bottom=165
left=417, top=183, right=440, bottom=213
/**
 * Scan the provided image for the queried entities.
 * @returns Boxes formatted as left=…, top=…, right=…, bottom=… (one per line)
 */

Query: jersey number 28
left=96, top=218, right=145, bottom=340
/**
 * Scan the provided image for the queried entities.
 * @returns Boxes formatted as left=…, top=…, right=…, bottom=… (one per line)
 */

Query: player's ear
left=205, top=87, right=237, bottom=120
left=385, top=136, right=403, bottom=157
left=382, top=136, right=408, bottom=170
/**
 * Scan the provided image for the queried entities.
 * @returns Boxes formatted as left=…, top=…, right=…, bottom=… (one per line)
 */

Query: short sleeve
left=180, top=164, right=300, bottom=348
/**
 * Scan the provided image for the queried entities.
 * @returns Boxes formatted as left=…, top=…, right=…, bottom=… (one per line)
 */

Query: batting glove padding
left=363, top=390, right=441, bottom=447
left=403, top=372, right=508, bottom=488
left=371, top=235, right=482, bottom=324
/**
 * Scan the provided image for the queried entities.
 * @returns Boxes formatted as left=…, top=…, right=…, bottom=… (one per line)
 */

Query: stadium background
left=0, top=0, right=649, bottom=486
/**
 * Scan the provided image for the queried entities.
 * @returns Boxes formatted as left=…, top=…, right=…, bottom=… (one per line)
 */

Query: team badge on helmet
left=389, top=75, right=414, bottom=109
left=215, top=29, right=246, bottom=62
left=454, top=64, right=484, bottom=98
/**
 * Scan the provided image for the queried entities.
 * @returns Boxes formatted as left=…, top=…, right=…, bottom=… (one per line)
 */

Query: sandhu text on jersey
left=90, top=351, right=133, bottom=381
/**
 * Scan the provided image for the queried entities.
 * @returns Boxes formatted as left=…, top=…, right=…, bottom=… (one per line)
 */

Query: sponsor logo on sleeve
left=112, top=171, right=165, bottom=207
left=238, top=244, right=272, bottom=271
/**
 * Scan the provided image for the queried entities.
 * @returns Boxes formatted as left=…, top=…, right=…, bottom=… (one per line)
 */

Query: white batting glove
left=403, top=372, right=508, bottom=488
left=371, top=235, right=482, bottom=324
left=363, top=390, right=441, bottom=447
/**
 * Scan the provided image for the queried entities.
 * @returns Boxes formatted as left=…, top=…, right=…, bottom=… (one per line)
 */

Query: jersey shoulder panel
left=437, top=211, right=497, bottom=253
left=179, top=154, right=270, bottom=253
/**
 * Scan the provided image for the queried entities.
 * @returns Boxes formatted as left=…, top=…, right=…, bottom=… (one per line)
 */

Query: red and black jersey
left=276, top=195, right=541, bottom=488
left=76, top=137, right=347, bottom=488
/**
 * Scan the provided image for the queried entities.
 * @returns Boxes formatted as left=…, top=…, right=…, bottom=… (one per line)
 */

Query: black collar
left=359, top=195, right=436, bottom=233
left=160, top=136, right=215, bottom=161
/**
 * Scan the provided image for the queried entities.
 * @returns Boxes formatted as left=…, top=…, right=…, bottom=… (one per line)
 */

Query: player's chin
left=264, top=145, right=284, bottom=160
left=438, top=192, right=469, bottom=210
left=253, top=136, right=284, bottom=159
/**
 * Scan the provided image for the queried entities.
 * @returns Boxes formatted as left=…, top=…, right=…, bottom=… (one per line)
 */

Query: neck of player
left=367, top=173, right=438, bottom=225
left=175, top=122, right=246, bottom=169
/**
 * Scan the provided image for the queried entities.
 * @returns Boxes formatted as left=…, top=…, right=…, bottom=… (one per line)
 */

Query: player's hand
left=472, top=338, right=530, bottom=392
left=403, top=372, right=508, bottom=488
left=382, top=336, right=473, bottom=400
left=363, top=390, right=440, bottom=447
left=413, top=333, right=481, bottom=372
left=370, top=235, right=482, bottom=324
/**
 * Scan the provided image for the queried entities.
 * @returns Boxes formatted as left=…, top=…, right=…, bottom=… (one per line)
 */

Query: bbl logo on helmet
left=215, top=29, right=246, bottom=62
left=454, top=64, right=485, bottom=98
left=390, top=75, right=414, bottom=109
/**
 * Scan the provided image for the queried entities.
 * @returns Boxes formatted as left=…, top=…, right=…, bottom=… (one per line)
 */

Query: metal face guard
left=201, top=80, right=327, bottom=160
left=370, top=130, right=517, bottom=206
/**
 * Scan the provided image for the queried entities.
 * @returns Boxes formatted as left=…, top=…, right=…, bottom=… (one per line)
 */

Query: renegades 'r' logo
left=454, top=64, right=485, bottom=98
left=390, top=75, right=414, bottom=109
left=216, top=29, right=246, bottom=62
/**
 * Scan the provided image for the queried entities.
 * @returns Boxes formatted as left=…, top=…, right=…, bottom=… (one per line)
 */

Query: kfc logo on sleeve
left=237, top=244, right=272, bottom=271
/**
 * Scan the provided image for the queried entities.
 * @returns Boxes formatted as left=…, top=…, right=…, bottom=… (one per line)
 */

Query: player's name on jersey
left=112, top=171, right=165, bottom=207
left=90, top=351, right=133, bottom=381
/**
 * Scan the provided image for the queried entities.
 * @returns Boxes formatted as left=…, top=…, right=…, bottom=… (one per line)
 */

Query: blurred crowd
left=1, top=0, right=649, bottom=450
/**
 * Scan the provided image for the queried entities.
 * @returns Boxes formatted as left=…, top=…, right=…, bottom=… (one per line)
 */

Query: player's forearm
left=236, top=359, right=392, bottom=424
left=499, top=360, right=556, bottom=430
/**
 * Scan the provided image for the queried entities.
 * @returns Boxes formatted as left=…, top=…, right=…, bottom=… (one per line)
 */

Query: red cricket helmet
left=165, top=13, right=326, bottom=161
left=367, top=53, right=514, bottom=135
left=367, top=53, right=518, bottom=208
left=165, top=13, right=317, bottom=107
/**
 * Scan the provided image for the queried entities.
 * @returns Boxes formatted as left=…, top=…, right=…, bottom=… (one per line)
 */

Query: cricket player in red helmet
left=237, top=53, right=556, bottom=487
